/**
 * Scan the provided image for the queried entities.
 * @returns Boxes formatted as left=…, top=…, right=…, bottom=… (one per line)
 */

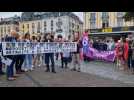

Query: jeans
left=24, top=54, right=32, bottom=69
left=6, top=60, right=16, bottom=78
left=45, top=53, right=55, bottom=70
left=15, top=55, right=25, bottom=71
left=42, top=54, right=45, bottom=65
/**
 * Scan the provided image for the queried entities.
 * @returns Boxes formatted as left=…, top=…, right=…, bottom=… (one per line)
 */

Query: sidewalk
left=80, top=61, right=134, bottom=85
left=0, top=60, right=134, bottom=87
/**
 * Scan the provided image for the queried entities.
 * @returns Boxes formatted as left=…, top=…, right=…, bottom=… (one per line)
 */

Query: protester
left=15, top=34, right=25, bottom=74
left=131, top=40, right=134, bottom=74
left=116, top=39, right=124, bottom=70
left=42, top=34, right=47, bottom=66
left=5, top=30, right=18, bottom=81
left=36, top=35, right=42, bottom=67
left=44, top=33, right=56, bottom=73
left=67, top=35, right=72, bottom=63
left=123, top=38, right=129, bottom=72
left=0, top=40, right=5, bottom=75
left=23, top=33, right=33, bottom=72
left=55, top=34, right=63, bottom=61
left=71, top=33, right=81, bottom=72
left=32, top=35, right=37, bottom=68
left=128, top=40, right=132, bottom=72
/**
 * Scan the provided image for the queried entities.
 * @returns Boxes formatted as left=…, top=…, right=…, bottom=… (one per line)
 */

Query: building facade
left=19, top=12, right=83, bottom=39
left=83, top=12, right=134, bottom=33
left=0, top=16, right=20, bottom=37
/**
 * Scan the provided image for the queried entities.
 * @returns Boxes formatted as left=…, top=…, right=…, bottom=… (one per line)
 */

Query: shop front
left=89, top=26, right=134, bottom=42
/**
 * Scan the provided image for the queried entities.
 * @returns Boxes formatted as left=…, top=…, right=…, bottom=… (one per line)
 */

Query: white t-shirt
left=63, top=52, right=70, bottom=58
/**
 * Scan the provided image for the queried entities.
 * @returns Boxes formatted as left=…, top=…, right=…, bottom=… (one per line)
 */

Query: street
left=0, top=60, right=134, bottom=87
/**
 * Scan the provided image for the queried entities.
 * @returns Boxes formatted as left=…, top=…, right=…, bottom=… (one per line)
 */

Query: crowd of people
left=0, top=30, right=82, bottom=81
left=83, top=36, right=134, bottom=74
left=1, top=30, right=134, bottom=81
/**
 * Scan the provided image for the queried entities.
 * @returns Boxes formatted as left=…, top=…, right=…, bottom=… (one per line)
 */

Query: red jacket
left=124, top=42, right=129, bottom=60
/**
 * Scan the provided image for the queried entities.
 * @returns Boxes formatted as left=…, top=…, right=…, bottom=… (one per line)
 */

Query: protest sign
left=1, top=56, right=12, bottom=66
left=85, top=47, right=116, bottom=62
left=2, top=42, right=77, bottom=55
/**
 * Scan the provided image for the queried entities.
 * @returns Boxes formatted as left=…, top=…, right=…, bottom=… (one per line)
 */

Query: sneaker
left=7, top=77, right=16, bottom=81
left=20, top=70, right=25, bottom=73
left=71, top=68, right=76, bottom=71
left=32, top=65, right=34, bottom=68
left=24, top=69, right=28, bottom=72
left=30, top=68, right=34, bottom=71
left=38, top=64, right=41, bottom=67
left=52, top=70, right=56, bottom=73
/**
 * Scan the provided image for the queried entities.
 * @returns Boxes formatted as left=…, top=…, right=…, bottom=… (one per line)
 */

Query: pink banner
left=85, top=47, right=116, bottom=62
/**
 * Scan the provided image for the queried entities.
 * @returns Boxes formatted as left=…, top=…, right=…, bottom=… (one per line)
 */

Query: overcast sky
left=0, top=12, right=83, bottom=21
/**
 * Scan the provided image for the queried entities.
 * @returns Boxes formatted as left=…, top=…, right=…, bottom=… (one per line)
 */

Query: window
left=117, top=18, right=123, bottom=27
left=44, top=21, right=46, bottom=26
left=90, top=13, right=96, bottom=29
left=102, top=12, right=109, bottom=18
left=27, top=24, right=29, bottom=32
left=117, top=12, right=124, bottom=27
left=8, top=26, right=10, bottom=33
left=44, top=21, right=47, bottom=32
left=22, top=24, right=25, bottom=33
left=1, top=27, right=3, bottom=34
left=37, top=22, right=41, bottom=33
left=51, top=20, right=53, bottom=26
left=117, top=12, right=124, bottom=17
left=90, top=21, right=96, bottom=29
left=51, top=27, right=53, bottom=31
left=102, top=22, right=109, bottom=28
left=102, top=12, right=109, bottom=22
left=32, top=23, right=35, bottom=33
left=4, top=26, right=6, bottom=33
left=102, top=12, right=109, bottom=28
left=90, top=13, right=96, bottom=20
left=72, top=23, right=74, bottom=28
left=27, top=24, right=29, bottom=29
left=77, top=25, right=79, bottom=30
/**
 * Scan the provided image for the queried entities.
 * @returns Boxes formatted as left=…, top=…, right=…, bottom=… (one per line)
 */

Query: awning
left=90, top=31, right=134, bottom=35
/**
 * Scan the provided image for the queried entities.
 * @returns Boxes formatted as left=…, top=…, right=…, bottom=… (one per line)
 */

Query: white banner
left=2, top=42, right=77, bottom=55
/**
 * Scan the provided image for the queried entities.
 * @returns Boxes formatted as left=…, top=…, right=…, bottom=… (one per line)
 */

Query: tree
left=124, top=12, right=134, bottom=21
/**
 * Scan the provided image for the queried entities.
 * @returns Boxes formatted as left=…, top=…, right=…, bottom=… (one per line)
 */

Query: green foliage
left=124, top=12, right=134, bottom=21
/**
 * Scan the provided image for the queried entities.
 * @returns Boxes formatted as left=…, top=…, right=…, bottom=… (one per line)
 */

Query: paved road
left=0, top=61, right=134, bottom=87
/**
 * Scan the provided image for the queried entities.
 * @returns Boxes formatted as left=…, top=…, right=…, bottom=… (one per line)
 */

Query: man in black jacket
left=44, top=33, right=56, bottom=73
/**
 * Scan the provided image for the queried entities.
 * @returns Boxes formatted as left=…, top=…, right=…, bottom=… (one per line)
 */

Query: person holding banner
left=36, top=35, right=42, bottom=67
left=4, top=30, right=18, bottom=81
left=23, top=33, right=33, bottom=72
left=44, top=33, right=56, bottom=73
left=15, top=34, right=25, bottom=74
left=32, top=35, right=37, bottom=68
left=71, top=33, right=81, bottom=72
